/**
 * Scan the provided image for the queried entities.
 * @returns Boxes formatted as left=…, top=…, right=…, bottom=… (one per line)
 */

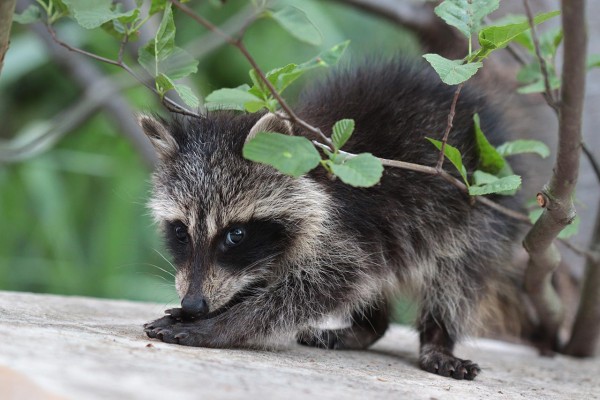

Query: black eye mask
left=216, top=219, right=290, bottom=271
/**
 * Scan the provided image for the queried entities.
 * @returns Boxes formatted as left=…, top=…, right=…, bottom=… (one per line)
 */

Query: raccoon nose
left=181, top=294, right=209, bottom=317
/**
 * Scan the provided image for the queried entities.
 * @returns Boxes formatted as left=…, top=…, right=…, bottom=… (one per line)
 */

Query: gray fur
left=141, top=60, right=526, bottom=380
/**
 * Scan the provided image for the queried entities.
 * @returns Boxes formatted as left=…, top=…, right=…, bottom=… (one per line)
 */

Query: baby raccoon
left=141, top=60, right=524, bottom=380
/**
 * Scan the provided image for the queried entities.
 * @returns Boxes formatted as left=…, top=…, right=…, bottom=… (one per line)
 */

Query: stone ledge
left=0, top=291, right=598, bottom=400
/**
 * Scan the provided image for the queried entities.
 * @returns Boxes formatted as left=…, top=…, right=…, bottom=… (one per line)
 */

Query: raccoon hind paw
left=419, top=348, right=481, bottom=380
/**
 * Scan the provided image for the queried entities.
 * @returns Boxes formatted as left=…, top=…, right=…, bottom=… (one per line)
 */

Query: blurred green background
left=0, top=0, right=419, bottom=318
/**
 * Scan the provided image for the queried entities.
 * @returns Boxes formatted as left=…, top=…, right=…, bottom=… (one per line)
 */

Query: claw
left=175, top=332, right=189, bottom=340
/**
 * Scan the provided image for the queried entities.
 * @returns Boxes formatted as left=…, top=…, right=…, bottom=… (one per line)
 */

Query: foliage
left=243, top=132, right=321, bottom=178
left=3, top=0, right=582, bottom=307
left=1, top=0, right=416, bottom=302
left=421, top=2, right=557, bottom=197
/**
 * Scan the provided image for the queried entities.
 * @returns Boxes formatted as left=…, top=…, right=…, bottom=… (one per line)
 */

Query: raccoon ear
left=138, top=115, right=179, bottom=159
left=246, top=112, right=294, bottom=143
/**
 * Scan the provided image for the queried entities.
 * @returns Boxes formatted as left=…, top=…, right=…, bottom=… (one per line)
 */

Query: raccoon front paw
left=419, top=349, right=480, bottom=380
left=143, top=314, right=178, bottom=332
left=144, top=318, right=219, bottom=347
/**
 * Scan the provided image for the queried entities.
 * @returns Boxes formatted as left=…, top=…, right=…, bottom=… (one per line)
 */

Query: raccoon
left=141, top=59, right=524, bottom=380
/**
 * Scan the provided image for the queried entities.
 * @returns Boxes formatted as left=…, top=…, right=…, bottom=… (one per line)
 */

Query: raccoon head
left=139, top=112, right=330, bottom=317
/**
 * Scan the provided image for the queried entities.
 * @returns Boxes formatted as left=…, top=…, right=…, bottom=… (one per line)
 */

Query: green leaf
left=256, top=41, right=350, bottom=97
left=517, top=74, right=560, bottom=94
left=477, top=10, right=560, bottom=55
left=268, top=6, right=322, bottom=46
left=265, top=63, right=299, bottom=93
left=473, top=113, right=505, bottom=174
left=155, top=73, right=174, bottom=94
left=13, top=5, right=42, bottom=24
left=155, top=75, right=199, bottom=109
left=516, top=61, right=542, bottom=84
left=472, top=170, right=499, bottom=186
left=297, top=40, right=350, bottom=70
left=173, top=84, right=200, bottom=109
left=138, top=5, right=197, bottom=79
left=153, top=5, right=176, bottom=61
left=423, top=54, right=482, bottom=85
left=496, top=140, right=550, bottom=158
left=587, top=54, right=600, bottom=69
left=468, top=175, right=521, bottom=196
left=159, top=47, right=198, bottom=79
left=329, top=153, right=383, bottom=187
left=331, top=119, right=355, bottom=151
left=434, top=0, right=499, bottom=38
left=150, top=0, right=168, bottom=15
left=515, top=27, right=563, bottom=58
left=243, top=132, right=321, bottom=177
left=426, top=138, right=469, bottom=186
left=62, top=0, right=137, bottom=29
left=205, top=88, right=263, bottom=111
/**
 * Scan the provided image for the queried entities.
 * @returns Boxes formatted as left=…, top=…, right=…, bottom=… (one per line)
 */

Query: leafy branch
left=173, top=0, right=545, bottom=220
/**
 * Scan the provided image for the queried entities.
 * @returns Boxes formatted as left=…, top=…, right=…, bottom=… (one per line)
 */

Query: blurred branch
left=0, top=19, right=157, bottom=166
left=328, top=0, right=467, bottom=59
left=329, top=0, right=435, bottom=31
left=522, top=0, right=587, bottom=353
left=2, top=0, right=158, bottom=167
left=0, top=80, right=128, bottom=163
left=1, top=0, right=258, bottom=164
left=563, top=198, right=600, bottom=357
left=0, top=0, right=17, bottom=76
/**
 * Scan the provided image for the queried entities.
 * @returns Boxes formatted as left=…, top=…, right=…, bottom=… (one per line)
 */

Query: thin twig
left=46, top=23, right=199, bottom=118
left=319, top=142, right=534, bottom=224
left=523, top=0, right=559, bottom=112
left=436, top=83, right=463, bottom=171
left=170, top=0, right=332, bottom=145
left=118, top=32, right=129, bottom=64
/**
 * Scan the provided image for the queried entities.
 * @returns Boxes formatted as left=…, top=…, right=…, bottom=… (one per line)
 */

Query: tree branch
left=45, top=22, right=198, bottom=118
left=523, top=0, right=559, bottom=112
left=4, top=1, right=158, bottom=167
left=0, top=0, right=17, bottom=77
left=522, top=0, right=587, bottom=353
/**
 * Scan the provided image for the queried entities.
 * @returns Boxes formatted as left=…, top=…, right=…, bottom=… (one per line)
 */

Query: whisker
left=147, top=273, right=175, bottom=284
left=146, top=263, right=176, bottom=279
left=153, top=248, right=177, bottom=273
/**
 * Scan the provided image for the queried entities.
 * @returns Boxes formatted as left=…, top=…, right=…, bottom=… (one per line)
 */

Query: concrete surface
left=0, top=291, right=598, bottom=400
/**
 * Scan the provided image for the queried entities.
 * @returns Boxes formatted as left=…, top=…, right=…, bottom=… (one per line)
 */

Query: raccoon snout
left=181, top=293, right=209, bottom=317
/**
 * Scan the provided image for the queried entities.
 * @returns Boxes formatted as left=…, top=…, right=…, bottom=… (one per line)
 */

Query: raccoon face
left=139, top=113, right=330, bottom=316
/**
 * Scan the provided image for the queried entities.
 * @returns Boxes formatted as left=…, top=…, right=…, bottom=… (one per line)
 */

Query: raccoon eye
left=225, top=227, right=245, bottom=247
left=174, top=223, right=189, bottom=244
